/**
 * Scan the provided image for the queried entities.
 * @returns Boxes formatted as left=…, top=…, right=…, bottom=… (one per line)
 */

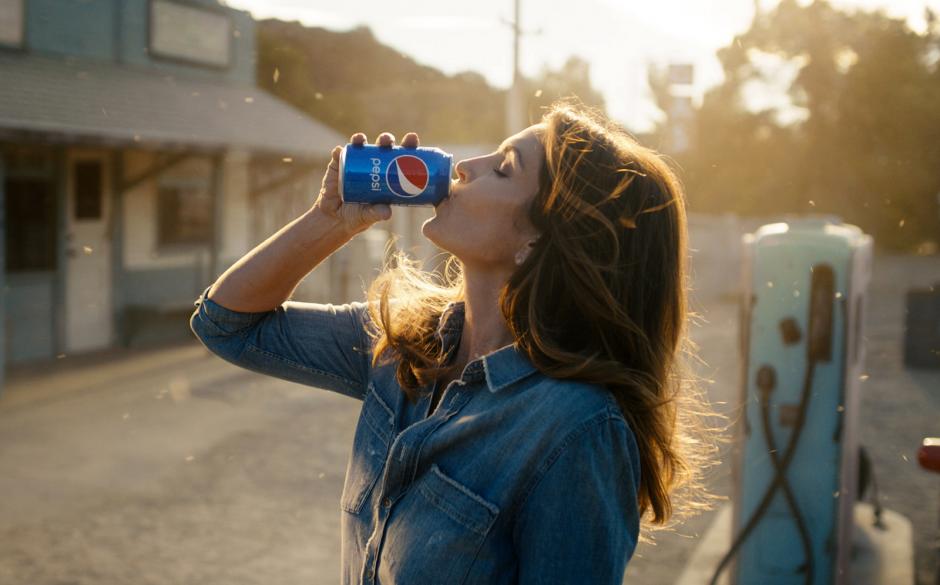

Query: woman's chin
left=421, top=214, right=441, bottom=243
left=421, top=214, right=455, bottom=254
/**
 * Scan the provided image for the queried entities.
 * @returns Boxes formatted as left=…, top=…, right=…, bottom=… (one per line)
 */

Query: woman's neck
left=455, top=266, right=516, bottom=368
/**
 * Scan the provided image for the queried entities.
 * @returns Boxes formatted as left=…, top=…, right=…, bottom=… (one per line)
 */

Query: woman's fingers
left=349, top=131, right=417, bottom=148
left=329, top=145, right=341, bottom=169
left=366, top=204, right=392, bottom=223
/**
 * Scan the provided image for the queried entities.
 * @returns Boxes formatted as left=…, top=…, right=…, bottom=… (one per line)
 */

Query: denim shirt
left=190, top=287, right=641, bottom=584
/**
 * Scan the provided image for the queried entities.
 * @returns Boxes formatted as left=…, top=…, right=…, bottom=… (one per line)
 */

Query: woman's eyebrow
left=498, top=143, right=525, bottom=171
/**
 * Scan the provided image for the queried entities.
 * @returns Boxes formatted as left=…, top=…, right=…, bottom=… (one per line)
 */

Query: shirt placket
left=359, top=376, right=477, bottom=584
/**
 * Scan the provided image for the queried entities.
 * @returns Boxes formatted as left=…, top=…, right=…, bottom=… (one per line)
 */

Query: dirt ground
left=0, top=251, right=937, bottom=584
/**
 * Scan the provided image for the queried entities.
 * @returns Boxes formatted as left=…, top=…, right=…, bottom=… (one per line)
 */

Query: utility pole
left=504, top=0, right=524, bottom=136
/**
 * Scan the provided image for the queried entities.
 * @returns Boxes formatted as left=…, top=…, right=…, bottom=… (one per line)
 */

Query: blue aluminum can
left=339, top=143, right=453, bottom=206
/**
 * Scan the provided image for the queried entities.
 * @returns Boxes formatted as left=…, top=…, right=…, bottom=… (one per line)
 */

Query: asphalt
left=0, top=251, right=937, bottom=585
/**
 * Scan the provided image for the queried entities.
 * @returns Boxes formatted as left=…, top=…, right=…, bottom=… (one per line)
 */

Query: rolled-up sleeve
left=189, top=286, right=374, bottom=400
left=513, top=414, right=642, bottom=584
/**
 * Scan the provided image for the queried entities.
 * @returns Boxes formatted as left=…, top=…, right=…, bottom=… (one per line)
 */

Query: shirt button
left=382, top=496, right=392, bottom=508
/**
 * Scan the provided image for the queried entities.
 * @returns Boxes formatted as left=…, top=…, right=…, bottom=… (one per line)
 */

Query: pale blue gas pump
left=710, top=216, right=872, bottom=585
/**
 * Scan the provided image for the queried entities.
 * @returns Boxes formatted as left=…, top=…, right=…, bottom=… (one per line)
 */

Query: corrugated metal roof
left=0, top=52, right=343, bottom=156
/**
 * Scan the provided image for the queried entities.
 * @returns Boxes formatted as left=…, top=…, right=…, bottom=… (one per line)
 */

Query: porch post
left=110, top=150, right=125, bottom=346
left=208, top=151, right=225, bottom=280
left=0, top=153, right=6, bottom=393
left=53, top=147, right=67, bottom=357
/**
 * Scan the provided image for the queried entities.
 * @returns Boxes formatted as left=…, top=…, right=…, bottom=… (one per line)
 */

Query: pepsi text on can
left=339, top=143, right=453, bottom=206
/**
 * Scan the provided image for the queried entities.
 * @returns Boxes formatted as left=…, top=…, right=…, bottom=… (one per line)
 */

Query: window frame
left=147, top=0, right=233, bottom=70
left=155, top=176, right=213, bottom=250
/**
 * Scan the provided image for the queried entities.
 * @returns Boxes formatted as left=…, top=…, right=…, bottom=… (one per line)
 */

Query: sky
left=225, top=0, right=939, bottom=133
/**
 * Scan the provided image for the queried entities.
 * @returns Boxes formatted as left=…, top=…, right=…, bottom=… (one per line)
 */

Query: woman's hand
left=314, top=131, right=421, bottom=234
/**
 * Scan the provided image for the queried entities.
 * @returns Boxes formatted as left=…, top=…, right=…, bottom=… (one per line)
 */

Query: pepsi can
left=339, top=143, right=453, bottom=206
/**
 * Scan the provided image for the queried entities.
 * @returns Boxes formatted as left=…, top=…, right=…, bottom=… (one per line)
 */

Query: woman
left=191, top=101, right=717, bottom=584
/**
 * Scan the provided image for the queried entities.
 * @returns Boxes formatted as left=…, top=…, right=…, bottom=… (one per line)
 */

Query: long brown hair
left=367, top=99, right=722, bottom=528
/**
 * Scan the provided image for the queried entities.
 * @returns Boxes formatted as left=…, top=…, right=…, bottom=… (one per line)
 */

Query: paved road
left=0, top=252, right=937, bottom=584
left=0, top=344, right=361, bottom=585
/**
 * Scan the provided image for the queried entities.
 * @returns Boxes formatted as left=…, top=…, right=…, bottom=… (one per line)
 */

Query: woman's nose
left=454, top=159, right=469, bottom=182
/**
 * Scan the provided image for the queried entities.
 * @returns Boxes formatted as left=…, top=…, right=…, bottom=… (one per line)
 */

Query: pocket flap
left=418, top=464, right=499, bottom=536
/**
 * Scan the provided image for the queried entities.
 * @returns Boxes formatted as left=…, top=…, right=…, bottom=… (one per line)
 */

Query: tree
left=256, top=20, right=505, bottom=144
left=652, top=0, right=940, bottom=251
left=521, top=56, right=607, bottom=124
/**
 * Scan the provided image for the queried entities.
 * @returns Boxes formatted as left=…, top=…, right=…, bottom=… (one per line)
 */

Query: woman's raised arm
left=189, top=132, right=417, bottom=400
left=207, top=131, right=411, bottom=312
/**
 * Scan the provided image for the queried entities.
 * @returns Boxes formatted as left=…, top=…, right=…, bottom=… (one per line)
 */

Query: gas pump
left=710, top=216, right=872, bottom=585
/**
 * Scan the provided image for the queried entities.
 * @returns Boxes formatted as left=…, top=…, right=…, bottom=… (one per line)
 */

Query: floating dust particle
left=82, top=245, right=93, bottom=255
left=282, top=157, right=293, bottom=163
left=793, top=290, right=800, bottom=297
left=859, top=374, right=869, bottom=381
left=244, top=96, right=254, bottom=103
left=534, top=89, right=543, bottom=98
left=835, top=291, right=843, bottom=299
left=315, top=92, right=323, bottom=100
left=318, top=472, right=325, bottom=479
left=901, top=454, right=909, bottom=462
left=57, top=353, right=66, bottom=359
left=122, top=412, right=130, bottom=420
left=185, top=455, right=195, bottom=462
left=273, top=67, right=280, bottom=83
left=899, top=219, right=905, bottom=227
left=808, top=200, right=815, bottom=206
left=169, top=376, right=191, bottom=402
left=766, top=281, right=774, bottom=288
left=836, top=405, right=845, bottom=412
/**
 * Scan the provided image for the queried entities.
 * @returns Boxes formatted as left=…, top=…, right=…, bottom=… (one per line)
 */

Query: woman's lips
left=437, top=182, right=458, bottom=206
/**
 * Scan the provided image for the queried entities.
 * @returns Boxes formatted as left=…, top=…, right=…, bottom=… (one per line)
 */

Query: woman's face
left=423, top=124, right=545, bottom=269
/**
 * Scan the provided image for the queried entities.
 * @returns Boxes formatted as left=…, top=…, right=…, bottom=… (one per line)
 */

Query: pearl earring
left=514, top=239, right=537, bottom=266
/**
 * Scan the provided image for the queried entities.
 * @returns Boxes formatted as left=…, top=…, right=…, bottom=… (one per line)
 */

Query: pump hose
left=759, top=381, right=815, bottom=583
left=708, top=359, right=817, bottom=585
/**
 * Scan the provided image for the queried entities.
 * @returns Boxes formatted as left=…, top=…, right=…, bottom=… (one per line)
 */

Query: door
left=65, top=150, right=112, bottom=353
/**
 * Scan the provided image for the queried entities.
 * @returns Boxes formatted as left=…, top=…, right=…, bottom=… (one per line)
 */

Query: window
left=74, top=161, right=103, bottom=220
left=157, top=182, right=212, bottom=246
left=5, top=178, right=56, bottom=272
left=0, top=0, right=23, bottom=47
left=150, top=0, right=231, bottom=68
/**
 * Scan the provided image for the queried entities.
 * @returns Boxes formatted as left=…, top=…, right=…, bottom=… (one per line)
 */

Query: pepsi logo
left=386, top=155, right=429, bottom=197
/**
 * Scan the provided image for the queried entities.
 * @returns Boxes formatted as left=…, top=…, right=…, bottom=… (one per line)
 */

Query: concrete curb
left=675, top=503, right=913, bottom=585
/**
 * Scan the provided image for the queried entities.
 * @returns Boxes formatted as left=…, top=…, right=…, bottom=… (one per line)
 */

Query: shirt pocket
left=341, top=382, right=395, bottom=515
left=379, top=463, right=500, bottom=583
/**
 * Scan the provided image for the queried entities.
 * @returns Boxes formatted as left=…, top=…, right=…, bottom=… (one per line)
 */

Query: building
left=0, top=0, right=406, bottom=386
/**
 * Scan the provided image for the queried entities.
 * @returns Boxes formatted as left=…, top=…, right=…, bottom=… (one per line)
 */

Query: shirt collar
left=435, top=301, right=539, bottom=393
